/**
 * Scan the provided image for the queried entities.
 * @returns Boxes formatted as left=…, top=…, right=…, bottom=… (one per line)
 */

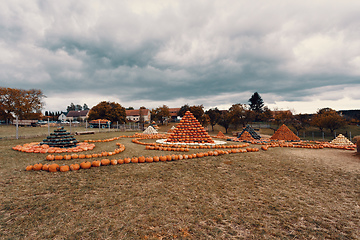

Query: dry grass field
left=1, top=127, right=360, bottom=239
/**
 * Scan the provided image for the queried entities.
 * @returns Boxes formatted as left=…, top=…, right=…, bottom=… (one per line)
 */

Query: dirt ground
left=281, top=147, right=360, bottom=173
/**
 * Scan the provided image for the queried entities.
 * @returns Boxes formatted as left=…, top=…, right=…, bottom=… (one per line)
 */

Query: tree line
left=0, top=87, right=353, bottom=135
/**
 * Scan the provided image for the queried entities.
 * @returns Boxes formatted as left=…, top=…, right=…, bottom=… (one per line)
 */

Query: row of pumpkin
left=25, top=147, right=262, bottom=172
left=45, top=143, right=125, bottom=161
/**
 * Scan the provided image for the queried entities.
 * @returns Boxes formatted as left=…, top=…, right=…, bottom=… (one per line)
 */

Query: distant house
left=168, top=108, right=181, bottom=122
left=66, top=110, right=90, bottom=122
left=126, top=109, right=151, bottom=123
left=58, top=113, right=67, bottom=122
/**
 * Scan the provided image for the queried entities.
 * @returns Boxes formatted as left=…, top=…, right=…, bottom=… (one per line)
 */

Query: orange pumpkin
left=25, top=165, right=33, bottom=171
left=42, top=164, right=49, bottom=171
left=54, top=155, right=63, bottom=160
left=78, top=154, right=86, bottom=159
left=80, top=161, right=91, bottom=169
left=145, top=157, right=153, bottom=163
left=33, top=163, right=43, bottom=171
left=138, top=156, right=146, bottom=163
left=48, top=164, right=60, bottom=172
left=60, top=165, right=70, bottom=172
left=101, top=159, right=111, bottom=166
left=110, top=159, right=118, bottom=165
left=166, top=155, right=172, bottom=161
left=46, top=154, right=55, bottom=161
left=159, top=156, right=167, bottom=162
left=196, top=153, right=204, bottom=158
left=131, top=157, right=139, bottom=163
left=117, top=159, right=124, bottom=164
left=153, top=156, right=160, bottom=162
left=71, top=153, right=79, bottom=159
left=124, top=158, right=131, bottom=164
left=92, top=160, right=101, bottom=167
left=70, top=164, right=80, bottom=171
left=63, top=154, right=72, bottom=160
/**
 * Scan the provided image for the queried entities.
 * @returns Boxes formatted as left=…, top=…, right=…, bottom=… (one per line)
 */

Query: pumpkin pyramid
left=143, top=125, right=158, bottom=134
left=238, top=131, right=255, bottom=141
left=330, top=134, right=353, bottom=145
left=216, top=131, right=226, bottom=138
left=238, top=125, right=261, bottom=140
left=166, top=111, right=214, bottom=144
left=41, top=126, right=78, bottom=148
left=270, top=124, right=300, bottom=141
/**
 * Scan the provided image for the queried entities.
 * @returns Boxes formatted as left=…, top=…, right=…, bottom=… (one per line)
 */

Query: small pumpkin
left=60, top=165, right=70, bottom=172
left=48, top=164, right=60, bottom=172
left=153, top=156, right=160, bottom=162
left=42, top=164, right=49, bottom=171
left=117, top=159, right=124, bottom=164
left=46, top=154, right=55, bottom=161
left=54, top=155, right=63, bottom=161
left=145, top=157, right=153, bottom=163
left=196, top=153, right=204, bottom=158
left=70, top=164, right=80, bottom=171
left=138, top=156, right=146, bottom=163
left=25, top=165, right=33, bottom=171
left=101, top=159, right=111, bottom=166
left=110, top=159, right=118, bottom=165
left=80, top=161, right=91, bottom=169
left=33, top=163, right=43, bottom=171
left=92, top=160, right=101, bottom=167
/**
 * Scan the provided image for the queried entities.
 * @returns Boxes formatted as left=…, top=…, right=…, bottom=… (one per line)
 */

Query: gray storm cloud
left=1, top=0, right=359, bottom=112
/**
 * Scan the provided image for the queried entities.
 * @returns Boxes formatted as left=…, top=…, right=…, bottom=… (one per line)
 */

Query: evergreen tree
left=83, top=103, right=90, bottom=110
left=249, top=92, right=264, bottom=113
left=67, top=103, right=76, bottom=112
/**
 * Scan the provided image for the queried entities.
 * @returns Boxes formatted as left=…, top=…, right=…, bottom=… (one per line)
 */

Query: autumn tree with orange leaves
left=311, top=108, right=345, bottom=133
left=88, top=101, right=126, bottom=124
left=0, top=87, right=45, bottom=121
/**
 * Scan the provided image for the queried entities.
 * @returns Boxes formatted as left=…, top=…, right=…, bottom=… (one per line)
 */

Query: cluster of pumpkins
left=166, top=111, right=214, bottom=144
left=12, top=142, right=95, bottom=154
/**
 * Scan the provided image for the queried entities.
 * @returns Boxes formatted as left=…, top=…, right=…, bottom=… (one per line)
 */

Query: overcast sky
left=1, top=0, right=360, bottom=114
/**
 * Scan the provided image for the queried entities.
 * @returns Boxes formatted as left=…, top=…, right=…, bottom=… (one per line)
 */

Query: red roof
left=168, top=108, right=180, bottom=117
left=126, top=109, right=150, bottom=116
left=66, top=110, right=89, bottom=117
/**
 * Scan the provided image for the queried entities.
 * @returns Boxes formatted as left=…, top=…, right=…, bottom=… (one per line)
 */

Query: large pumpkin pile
left=238, top=125, right=261, bottom=140
left=216, top=131, right=226, bottom=138
left=142, top=126, right=158, bottom=134
left=237, top=131, right=255, bottom=141
left=330, top=134, right=353, bottom=145
left=270, top=124, right=300, bottom=141
left=165, top=111, right=214, bottom=144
